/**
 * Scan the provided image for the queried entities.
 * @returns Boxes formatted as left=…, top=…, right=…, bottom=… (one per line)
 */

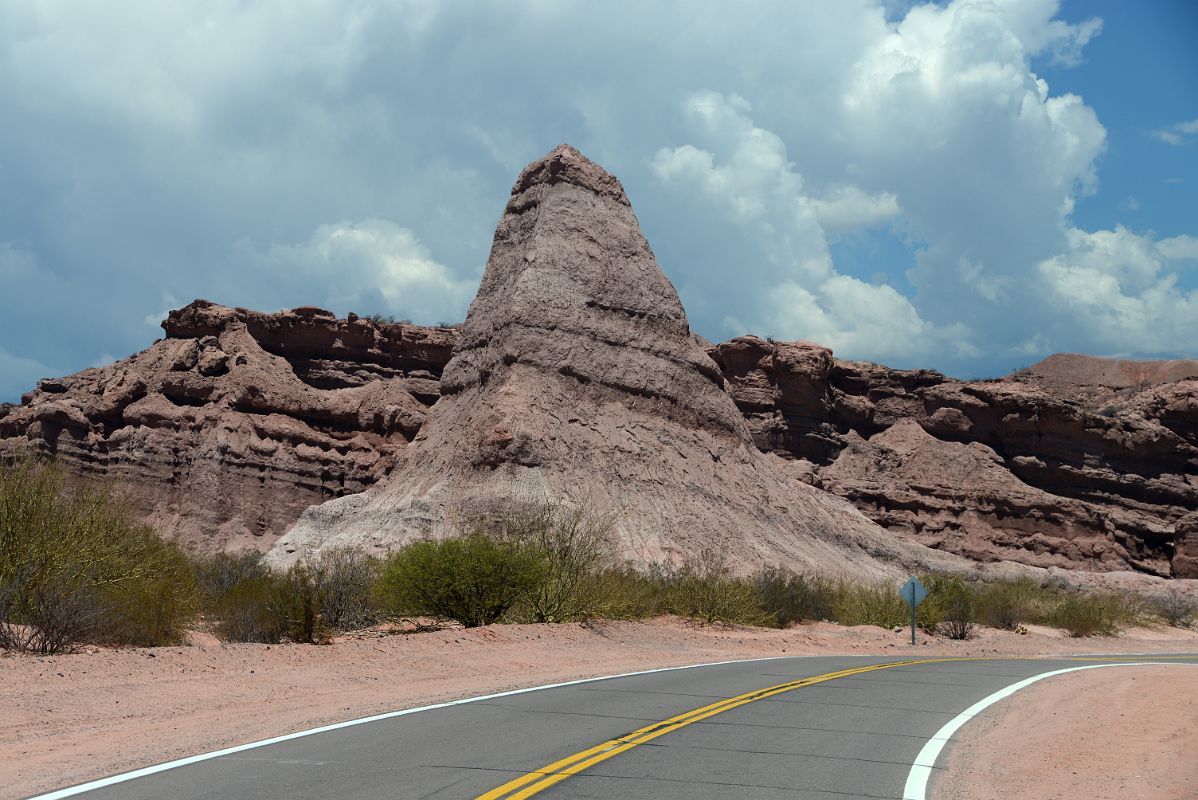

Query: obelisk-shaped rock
left=270, top=145, right=960, bottom=578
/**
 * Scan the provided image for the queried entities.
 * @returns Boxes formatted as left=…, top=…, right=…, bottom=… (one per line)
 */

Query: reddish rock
left=709, top=338, right=1198, bottom=577
left=0, top=302, right=456, bottom=550
left=1174, top=513, right=1198, bottom=579
left=271, top=145, right=959, bottom=579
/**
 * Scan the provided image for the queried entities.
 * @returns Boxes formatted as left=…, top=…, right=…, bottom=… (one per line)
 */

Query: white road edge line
left=26, top=654, right=794, bottom=800
left=902, top=661, right=1195, bottom=800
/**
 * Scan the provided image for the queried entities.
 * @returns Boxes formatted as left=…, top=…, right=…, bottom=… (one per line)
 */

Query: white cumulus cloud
left=251, top=219, right=476, bottom=325
left=1037, top=226, right=1198, bottom=354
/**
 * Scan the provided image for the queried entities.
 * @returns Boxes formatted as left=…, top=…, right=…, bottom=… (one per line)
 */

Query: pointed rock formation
left=271, top=145, right=958, bottom=578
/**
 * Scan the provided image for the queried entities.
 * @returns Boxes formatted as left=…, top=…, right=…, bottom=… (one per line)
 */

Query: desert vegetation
left=0, top=458, right=197, bottom=653
left=2, top=457, right=1193, bottom=653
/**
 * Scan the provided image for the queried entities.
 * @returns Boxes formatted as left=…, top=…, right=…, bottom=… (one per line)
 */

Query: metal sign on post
left=901, top=577, right=928, bottom=645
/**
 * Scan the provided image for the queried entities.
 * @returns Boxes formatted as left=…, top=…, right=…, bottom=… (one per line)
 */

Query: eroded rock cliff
left=0, top=301, right=455, bottom=550
left=709, top=337, right=1198, bottom=577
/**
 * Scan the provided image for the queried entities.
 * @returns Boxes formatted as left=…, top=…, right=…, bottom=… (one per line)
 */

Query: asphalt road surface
left=32, top=653, right=1198, bottom=800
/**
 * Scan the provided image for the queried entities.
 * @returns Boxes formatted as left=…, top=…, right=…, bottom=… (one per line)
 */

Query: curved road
left=30, top=653, right=1197, bottom=800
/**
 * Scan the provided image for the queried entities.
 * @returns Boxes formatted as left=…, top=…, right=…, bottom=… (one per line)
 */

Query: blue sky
left=1, top=0, right=1196, bottom=401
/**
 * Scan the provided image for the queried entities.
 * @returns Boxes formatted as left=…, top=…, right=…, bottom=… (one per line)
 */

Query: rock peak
left=510, top=143, right=630, bottom=206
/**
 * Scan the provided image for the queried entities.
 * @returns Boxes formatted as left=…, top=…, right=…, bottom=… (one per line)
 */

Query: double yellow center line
left=476, top=658, right=956, bottom=799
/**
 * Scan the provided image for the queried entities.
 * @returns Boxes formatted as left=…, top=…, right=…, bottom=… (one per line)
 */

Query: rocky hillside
left=2, top=147, right=1195, bottom=577
left=709, top=338, right=1198, bottom=578
left=0, top=302, right=454, bottom=550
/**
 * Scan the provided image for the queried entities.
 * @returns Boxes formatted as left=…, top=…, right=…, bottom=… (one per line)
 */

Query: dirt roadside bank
left=935, top=663, right=1198, bottom=800
left=3, top=618, right=1196, bottom=800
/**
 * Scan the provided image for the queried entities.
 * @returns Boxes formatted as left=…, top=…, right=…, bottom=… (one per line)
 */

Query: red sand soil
left=3, top=618, right=1196, bottom=800
left=935, top=663, right=1198, bottom=800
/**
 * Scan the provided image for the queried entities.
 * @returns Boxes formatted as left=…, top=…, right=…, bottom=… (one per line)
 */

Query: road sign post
left=901, top=577, right=928, bottom=645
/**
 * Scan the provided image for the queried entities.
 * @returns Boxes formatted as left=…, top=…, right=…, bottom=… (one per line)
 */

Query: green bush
left=578, top=567, right=666, bottom=620
left=191, top=549, right=270, bottom=611
left=661, top=551, right=769, bottom=626
left=0, top=458, right=197, bottom=653
left=922, top=574, right=976, bottom=640
left=374, top=533, right=546, bottom=627
left=976, top=577, right=1047, bottom=630
left=832, top=581, right=910, bottom=629
left=267, top=563, right=330, bottom=644
left=756, top=569, right=837, bottom=627
left=1050, top=593, right=1124, bottom=638
left=214, top=575, right=283, bottom=643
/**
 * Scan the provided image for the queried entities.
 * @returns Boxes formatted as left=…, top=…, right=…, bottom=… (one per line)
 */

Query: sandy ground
left=3, top=618, right=1197, bottom=800
left=936, top=663, right=1198, bottom=800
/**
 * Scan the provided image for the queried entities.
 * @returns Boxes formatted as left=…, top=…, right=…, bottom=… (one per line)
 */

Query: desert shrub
left=373, top=533, right=546, bottom=627
left=499, top=502, right=619, bottom=623
left=191, top=550, right=270, bottom=611
left=579, top=567, right=666, bottom=620
left=756, top=569, right=838, bottom=627
left=0, top=458, right=197, bottom=653
left=308, top=546, right=381, bottom=630
left=1149, top=590, right=1197, bottom=628
left=215, top=575, right=283, bottom=643
left=923, top=574, right=976, bottom=640
left=0, top=563, right=106, bottom=653
left=662, top=550, right=769, bottom=626
left=268, top=563, right=330, bottom=644
left=976, top=577, right=1047, bottom=630
left=1049, top=593, right=1125, bottom=638
left=832, top=581, right=910, bottom=629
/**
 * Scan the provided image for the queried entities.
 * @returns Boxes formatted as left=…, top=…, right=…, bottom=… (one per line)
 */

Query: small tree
left=269, top=563, right=330, bottom=644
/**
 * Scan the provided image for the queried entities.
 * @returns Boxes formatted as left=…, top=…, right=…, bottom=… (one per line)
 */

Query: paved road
left=33, top=653, right=1197, bottom=800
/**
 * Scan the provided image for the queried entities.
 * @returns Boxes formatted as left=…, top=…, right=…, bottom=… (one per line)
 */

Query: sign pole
left=909, top=583, right=916, bottom=645
left=900, top=576, right=926, bottom=647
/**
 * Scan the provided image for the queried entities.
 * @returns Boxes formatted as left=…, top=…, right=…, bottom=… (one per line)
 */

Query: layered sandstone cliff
left=0, top=302, right=454, bottom=550
left=709, top=337, right=1198, bottom=577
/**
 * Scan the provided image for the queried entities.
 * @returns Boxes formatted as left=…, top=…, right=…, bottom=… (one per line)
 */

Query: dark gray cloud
left=1, top=0, right=1195, bottom=401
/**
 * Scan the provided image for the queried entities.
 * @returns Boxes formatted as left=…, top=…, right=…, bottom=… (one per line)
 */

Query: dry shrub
left=755, top=569, right=837, bottom=627
left=497, top=502, right=619, bottom=623
left=1150, top=590, right=1196, bottom=628
left=662, top=550, right=768, bottom=626
left=0, top=458, right=197, bottom=653
left=308, top=546, right=381, bottom=631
